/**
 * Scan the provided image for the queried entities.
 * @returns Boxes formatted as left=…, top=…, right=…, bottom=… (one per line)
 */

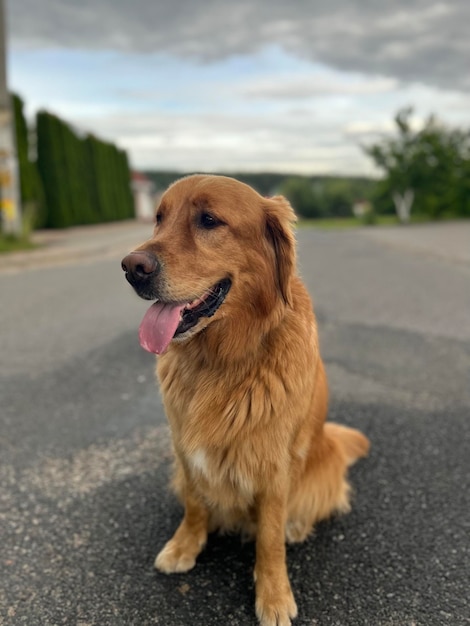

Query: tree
left=278, top=177, right=323, bottom=218
left=363, top=107, right=470, bottom=222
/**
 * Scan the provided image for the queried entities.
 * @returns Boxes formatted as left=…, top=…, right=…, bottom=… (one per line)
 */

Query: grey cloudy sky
left=7, top=0, right=470, bottom=174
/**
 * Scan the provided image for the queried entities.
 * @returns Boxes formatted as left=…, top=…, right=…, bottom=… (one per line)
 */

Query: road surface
left=1, top=223, right=469, bottom=625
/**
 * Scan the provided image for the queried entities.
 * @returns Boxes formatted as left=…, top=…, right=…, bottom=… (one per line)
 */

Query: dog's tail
left=324, top=422, right=370, bottom=467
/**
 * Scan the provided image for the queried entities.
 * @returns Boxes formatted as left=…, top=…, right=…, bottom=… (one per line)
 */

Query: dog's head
left=122, top=175, right=296, bottom=356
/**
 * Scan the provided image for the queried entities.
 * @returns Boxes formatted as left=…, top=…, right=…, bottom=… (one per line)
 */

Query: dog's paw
left=255, top=581, right=298, bottom=626
left=154, top=540, right=197, bottom=574
left=285, top=519, right=311, bottom=544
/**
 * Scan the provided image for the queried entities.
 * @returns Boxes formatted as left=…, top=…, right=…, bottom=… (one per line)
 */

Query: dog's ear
left=264, top=195, right=297, bottom=306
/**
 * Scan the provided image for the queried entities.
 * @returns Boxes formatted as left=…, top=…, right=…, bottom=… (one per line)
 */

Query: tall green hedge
left=12, top=93, right=46, bottom=227
left=35, top=110, right=133, bottom=228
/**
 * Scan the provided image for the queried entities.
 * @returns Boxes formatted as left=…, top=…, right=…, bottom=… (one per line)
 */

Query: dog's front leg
left=254, top=487, right=298, bottom=626
left=155, top=492, right=209, bottom=574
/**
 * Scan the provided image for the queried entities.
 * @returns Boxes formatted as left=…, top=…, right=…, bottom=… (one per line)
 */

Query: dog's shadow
left=44, top=397, right=467, bottom=626
left=61, top=461, right=259, bottom=625
left=62, top=457, right=373, bottom=626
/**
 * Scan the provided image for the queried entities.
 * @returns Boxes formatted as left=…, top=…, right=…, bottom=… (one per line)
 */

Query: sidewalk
left=0, top=220, right=153, bottom=274
left=1, top=218, right=469, bottom=275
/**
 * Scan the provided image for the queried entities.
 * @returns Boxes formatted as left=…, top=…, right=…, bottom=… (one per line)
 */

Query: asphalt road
left=1, top=225, right=469, bottom=626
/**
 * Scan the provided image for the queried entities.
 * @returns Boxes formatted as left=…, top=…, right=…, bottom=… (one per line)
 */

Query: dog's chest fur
left=156, top=292, right=318, bottom=515
left=158, top=355, right=269, bottom=509
left=157, top=343, right=308, bottom=512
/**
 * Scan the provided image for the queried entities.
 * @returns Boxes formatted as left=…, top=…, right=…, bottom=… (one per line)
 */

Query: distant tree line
left=13, top=93, right=134, bottom=229
left=144, top=170, right=376, bottom=220
left=276, top=176, right=375, bottom=219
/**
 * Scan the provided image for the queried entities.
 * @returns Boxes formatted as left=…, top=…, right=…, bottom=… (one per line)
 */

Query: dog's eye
left=199, top=213, right=222, bottom=229
left=155, top=213, right=162, bottom=225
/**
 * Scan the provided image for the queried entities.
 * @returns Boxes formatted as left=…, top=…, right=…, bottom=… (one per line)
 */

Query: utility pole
left=0, top=0, right=21, bottom=236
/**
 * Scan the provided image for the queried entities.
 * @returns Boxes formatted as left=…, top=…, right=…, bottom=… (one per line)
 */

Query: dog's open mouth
left=139, top=279, right=231, bottom=354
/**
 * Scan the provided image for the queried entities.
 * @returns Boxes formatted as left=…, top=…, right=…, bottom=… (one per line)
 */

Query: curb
left=0, top=221, right=153, bottom=274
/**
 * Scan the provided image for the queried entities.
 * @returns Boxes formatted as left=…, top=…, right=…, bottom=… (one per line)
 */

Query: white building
left=131, top=171, right=157, bottom=222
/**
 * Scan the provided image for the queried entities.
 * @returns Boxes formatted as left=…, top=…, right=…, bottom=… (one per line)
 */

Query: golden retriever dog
left=121, top=174, right=369, bottom=626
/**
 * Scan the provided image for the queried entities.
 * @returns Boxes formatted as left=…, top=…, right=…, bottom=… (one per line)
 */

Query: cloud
left=8, top=0, right=470, bottom=92
left=244, top=77, right=399, bottom=99
left=8, top=1, right=470, bottom=175
left=64, top=106, right=375, bottom=175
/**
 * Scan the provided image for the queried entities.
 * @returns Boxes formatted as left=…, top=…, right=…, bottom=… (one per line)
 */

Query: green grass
left=296, top=213, right=459, bottom=230
left=0, top=205, right=40, bottom=253
left=0, top=234, right=38, bottom=253
left=297, top=215, right=399, bottom=230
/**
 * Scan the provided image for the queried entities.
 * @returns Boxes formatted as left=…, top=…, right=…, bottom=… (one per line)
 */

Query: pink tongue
left=139, top=301, right=185, bottom=354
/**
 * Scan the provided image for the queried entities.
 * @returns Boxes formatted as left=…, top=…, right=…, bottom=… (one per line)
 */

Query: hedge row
left=13, top=94, right=134, bottom=229
left=12, top=94, right=46, bottom=226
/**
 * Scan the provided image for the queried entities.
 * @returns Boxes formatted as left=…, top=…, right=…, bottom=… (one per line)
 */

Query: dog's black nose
left=121, top=251, right=159, bottom=285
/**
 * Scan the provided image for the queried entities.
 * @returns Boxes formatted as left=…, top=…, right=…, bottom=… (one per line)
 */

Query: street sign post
left=0, top=0, right=21, bottom=236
